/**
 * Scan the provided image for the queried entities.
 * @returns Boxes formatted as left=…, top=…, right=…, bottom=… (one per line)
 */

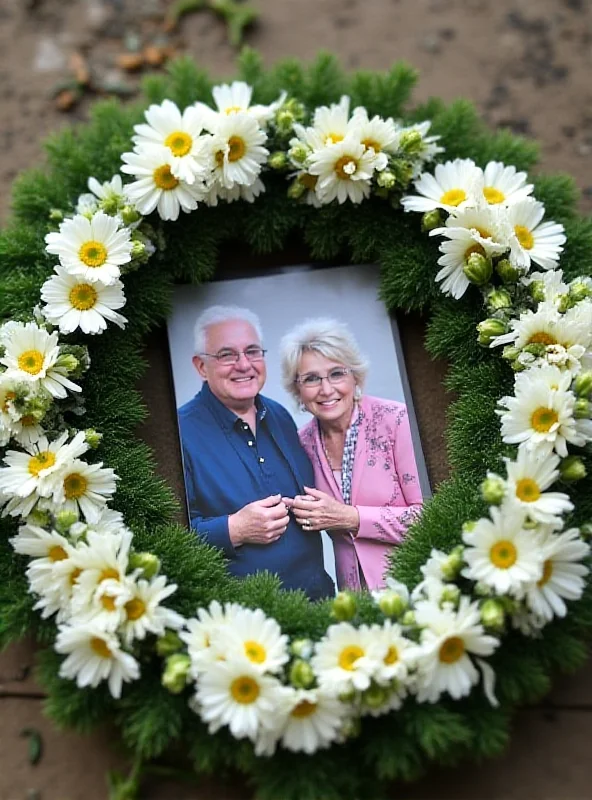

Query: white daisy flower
left=308, top=135, right=387, bottom=205
left=0, top=431, right=88, bottom=516
left=311, top=622, right=385, bottom=694
left=310, top=95, right=353, bottom=146
left=398, top=120, right=444, bottom=177
left=503, top=448, right=573, bottom=525
left=462, top=506, right=543, bottom=596
left=121, top=145, right=206, bottom=221
left=207, top=112, right=268, bottom=190
left=522, top=269, right=571, bottom=307
left=350, top=107, right=399, bottom=155
left=87, top=174, right=129, bottom=216
left=525, top=527, right=590, bottom=621
left=55, top=622, right=139, bottom=698
left=132, top=99, right=211, bottom=185
left=48, top=459, right=118, bottom=523
left=214, top=606, right=289, bottom=674
left=507, top=198, right=566, bottom=271
left=401, top=158, right=483, bottom=213
left=0, top=322, right=81, bottom=399
left=411, top=548, right=452, bottom=602
left=45, top=211, right=132, bottom=285
left=11, top=417, right=45, bottom=448
left=181, top=600, right=245, bottom=675
left=69, top=528, right=133, bottom=616
left=203, top=176, right=265, bottom=207
left=119, top=574, right=184, bottom=646
left=196, top=81, right=286, bottom=129
left=430, top=204, right=510, bottom=299
left=497, top=365, right=592, bottom=457
left=413, top=595, right=499, bottom=703
left=75, top=193, right=98, bottom=217
left=368, top=620, right=417, bottom=686
left=41, top=268, right=127, bottom=335
left=70, top=576, right=133, bottom=631
left=478, top=161, right=534, bottom=206
left=279, top=687, right=349, bottom=754
left=11, top=523, right=73, bottom=562
left=195, top=659, right=290, bottom=741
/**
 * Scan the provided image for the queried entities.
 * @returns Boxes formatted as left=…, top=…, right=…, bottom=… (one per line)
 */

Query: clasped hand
left=283, top=486, right=359, bottom=533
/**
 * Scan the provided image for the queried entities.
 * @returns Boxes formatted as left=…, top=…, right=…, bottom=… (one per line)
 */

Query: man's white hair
left=193, top=305, right=264, bottom=355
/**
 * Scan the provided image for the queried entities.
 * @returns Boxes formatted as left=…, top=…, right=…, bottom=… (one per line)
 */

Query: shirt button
left=248, top=440, right=254, bottom=446
left=259, top=457, right=265, bottom=463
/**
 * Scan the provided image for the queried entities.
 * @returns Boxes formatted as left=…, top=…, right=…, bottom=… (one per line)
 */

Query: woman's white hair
left=279, top=318, right=370, bottom=401
left=193, top=305, right=263, bottom=355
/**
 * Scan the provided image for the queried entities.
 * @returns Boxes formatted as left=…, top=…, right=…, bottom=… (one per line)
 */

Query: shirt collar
left=201, top=381, right=267, bottom=430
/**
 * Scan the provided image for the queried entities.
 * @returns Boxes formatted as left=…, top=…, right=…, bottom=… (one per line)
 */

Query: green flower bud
left=276, top=109, right=295, bottom=133
left=85, top=429, right=103, bottom=449
left=559, top=455, right=587, bottom=483
left=288, top=144, right=309, bottom=165
left=161, top=653, right=191, bottom=694
left=474, top=581, right=493, bottom=597
left=421, top=209, right=443, bottom=233
left=574, top=371, right=592, bottom=398
left=337, top=686, right=357, bottom=703
left=574, top=398, right=591, bottom=419
left=399, top=129, right=423, bottom=156
left=529, top=280, right=546, bottom=303
left=331, top=591, right=357, bottom=622
left=27, top=509, right=51, bottom=528
left=100, top=196, right=121, bottom=216
left=557, top=294, right=572, bottom=314
left=511, top=359, right=527, bottom=372
left=462, top=520, right=477, bottom=535
left=268, top=151, right=288, bottom=170
left=464, top=252, right=493, bottom=286
left=128, top=551, right=161, bottom=579
left=130, top=240, right=146, bottom=260
left=440, top=585, right=461, bottom=606
left=155, top=630, right=184, bottom=657
left=502, top=345, right=521, bottom=362
left=287, top=179, right=306, bottom=200
left=569, top=280, right=592, bottom=304
left=362, top=682, right=388, bottom=710
left=377, top=591, right=407, bottom=618
left=477, top=318, right=507, bottom=346
left=579, top=522, right=592, bottom=540
left=400, top=610, right=416, bottom=627
left=498, top=595, right=519, bottom=614
left=523, top=342, right=546, bottom=357
left=49, top=208, right=64, bottom=222
left=486, top=288, right=513, bottom=311
left=289, top=659, right=315, bottom=689
left=391, top=158, right=413, bottom=185
left=441, top=545, right=464, bottom=581
left=120, top=205, right=141, bottom=226
left=59, top=345, right=90, bottom=376
left=480, top=598, right=505, bottom=633
left=376, top=170, right=396, bottom=190
left=283, top=98, right=305, bottom=120
left=56, top=353, right=79, bottom=373
left=290, top=638, right=313, bottom=660
left=495, top=258, right=520, bottom=284
left=480, top=475, right=506, bottom=505
left=54, top=509, right=79, bottom=534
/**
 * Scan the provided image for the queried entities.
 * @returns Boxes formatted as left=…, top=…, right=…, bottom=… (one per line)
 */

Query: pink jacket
left=299, top=395, right=423, bottom=591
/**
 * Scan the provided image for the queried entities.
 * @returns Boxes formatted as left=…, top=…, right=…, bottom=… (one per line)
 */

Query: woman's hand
left=283, top=486, right=360, bottom=532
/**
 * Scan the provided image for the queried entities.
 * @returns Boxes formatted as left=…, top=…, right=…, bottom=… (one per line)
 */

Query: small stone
left=55, top=89, right=78, bottom=112
left=116, top=53, right=145, bottom=72
left=420, top=34, right=441, bottom=53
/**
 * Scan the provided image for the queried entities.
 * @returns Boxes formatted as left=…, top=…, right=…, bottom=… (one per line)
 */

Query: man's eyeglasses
left=295, top=367, right=352, bottom=388
left=200, top=347, right=267, bottom=366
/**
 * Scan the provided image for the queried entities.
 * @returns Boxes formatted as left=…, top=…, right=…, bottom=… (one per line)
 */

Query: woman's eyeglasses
left=295, top=367, right=352, bottom=388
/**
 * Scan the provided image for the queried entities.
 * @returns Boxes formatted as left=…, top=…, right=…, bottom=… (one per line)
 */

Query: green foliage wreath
left=1, top=49, right=592, bottom=799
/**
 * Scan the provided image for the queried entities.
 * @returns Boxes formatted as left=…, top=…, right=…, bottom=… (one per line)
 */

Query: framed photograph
left=167, top=264, right=430, bottom=598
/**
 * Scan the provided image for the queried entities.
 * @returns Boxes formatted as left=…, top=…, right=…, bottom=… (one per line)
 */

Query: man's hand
left=284, top=487, right=360, bottom=533
left=228, top=494, right=290, bottom=547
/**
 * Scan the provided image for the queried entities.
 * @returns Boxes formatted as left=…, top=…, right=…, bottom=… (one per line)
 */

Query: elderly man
left=178, top=305, right=335, bottom=601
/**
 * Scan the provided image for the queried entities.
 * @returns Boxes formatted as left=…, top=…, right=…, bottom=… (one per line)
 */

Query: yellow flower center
left=48, top=545, right=68, bottom=562
left=291, top=700, right=318, bottom=718
left=473, top=226, right=493, bottom=240
left=325, top=133, right=344, bottom=145
left=334, top=155, right=358, bottom=180
left=464, top=243, right=486, bottom=260
left=440, top=188, right=466, bottom=207
left=483, top=186, right=505, bottom=204
left=338, top=645, right=364, bottom=671
left=514, top=225, right=534, bottom=250
left=384, top=645, right=399, bottom=665
left=224, top=105, right=243, bottom=114
left=230, top=676, right=260, bottom=704
left=63, top=472, right=88, bottom=500
left=515, top=478, right=541, bottom=503
left=2, top=390, right=16, bottom=412
left=28, top=451, right=56, bottom=476
left=19, top=415, right=36, bottom=427
left=101, top=594, right=117, bottom=612
left=153, top=164, right=179, bottom=191
left=244, top=640, right=266, bottom=664
left=361, top=138, right=382, bottom=152
left=18, top=350, right=44, bottom=375
left=528, top=332, right=557, bottom=346
left=531, top=407, right=559, bottom=433
left=164, top=130, right=193, bottom=157
left=90, top=636, right=112, bottom=659
left=490, top=540, right=517, bottom=569
left=298, top=173, right=318, bottom=191
left=538, top=559, right=553, bottom=587
left=69, top=283, right=98, bottom=311
left=79, top=240, right=108, bottom=268
left=125, top=598, right=146, bottom=621
left=228, top=136, right=246, bottom=162
left=99, top=567, right=120, bottom=582
left=438, top=636, right=465, bottom=664
left=70, top=567, right=82, bottom=586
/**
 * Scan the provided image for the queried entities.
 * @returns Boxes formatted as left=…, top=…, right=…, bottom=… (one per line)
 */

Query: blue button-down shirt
left=178, top=383, right=335, bottom=600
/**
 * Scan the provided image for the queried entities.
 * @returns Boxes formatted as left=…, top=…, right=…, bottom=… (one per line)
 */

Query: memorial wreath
left=1, top=50, right=592, bottom=799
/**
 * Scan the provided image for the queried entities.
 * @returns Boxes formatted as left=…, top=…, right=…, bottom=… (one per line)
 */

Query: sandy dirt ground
left=2, top=0, right=592, bottom=798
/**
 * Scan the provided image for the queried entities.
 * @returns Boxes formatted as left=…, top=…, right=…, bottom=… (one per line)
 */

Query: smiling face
left=297, top=351, right=357, bottom=429
left=192, top=319, right=266, bottom=413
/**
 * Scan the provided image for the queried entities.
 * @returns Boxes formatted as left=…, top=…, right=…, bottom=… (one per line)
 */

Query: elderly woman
left=280, top=318, right=423, bottom=591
